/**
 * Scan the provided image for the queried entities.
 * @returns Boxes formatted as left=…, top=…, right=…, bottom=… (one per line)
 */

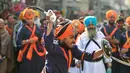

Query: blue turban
left=83, top=16, right=97, bottom=27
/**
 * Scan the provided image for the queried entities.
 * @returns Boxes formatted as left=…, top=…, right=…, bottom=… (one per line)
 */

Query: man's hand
left=22, top=37, right=38, bottom=45
left=75, top=61, right=81, bottom=68
left=106, top=36, right=120, bottom=45
left=28, top=39, right=35, bottom=44
left=112, top=39, right=120, bottom=44
left=29, top=36, right=38, bottom=44
left=105, top=36, right=112, bottom=41
left=107, top=62, right=112, bottom=68
left=46, top=10, right=53, bottom=20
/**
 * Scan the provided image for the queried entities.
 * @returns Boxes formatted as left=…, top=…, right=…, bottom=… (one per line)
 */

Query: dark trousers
left=119, top=63, right=130, bottom=73
left=112, top=60, right=120, bottom=73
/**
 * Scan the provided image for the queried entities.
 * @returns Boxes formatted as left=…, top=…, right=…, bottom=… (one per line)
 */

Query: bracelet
left=26, top=39, right=29, bottom=43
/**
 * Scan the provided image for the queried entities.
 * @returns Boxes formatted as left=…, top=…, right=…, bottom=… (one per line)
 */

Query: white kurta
left=69, top=66, right=80, bottom=73
left=76, top=31, right=106, bottom=73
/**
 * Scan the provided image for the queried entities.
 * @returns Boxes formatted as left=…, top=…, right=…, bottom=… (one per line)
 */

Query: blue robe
left=17, top=25, right=45, bottom=73
left=119, top=31, right=130, bottom=73
left=44, top=30, right=95, bottom=73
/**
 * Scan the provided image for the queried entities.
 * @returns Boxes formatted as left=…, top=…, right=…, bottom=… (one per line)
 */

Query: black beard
left=109, top=21, right=115, bottom=25
left=59, top=40, right=71, bottom=50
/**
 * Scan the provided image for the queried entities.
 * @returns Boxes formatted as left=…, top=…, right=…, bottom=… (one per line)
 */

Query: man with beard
left=16, top=8, right=46, bottom=73
left=101, top=10, right=121, bottom=73
left=76, top=16, right=109, bottom=73
left=44, top=16, right=109, bottom=73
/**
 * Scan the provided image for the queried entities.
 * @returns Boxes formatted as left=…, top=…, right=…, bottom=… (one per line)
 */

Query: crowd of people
left=0, top=7, right=130, bottom=73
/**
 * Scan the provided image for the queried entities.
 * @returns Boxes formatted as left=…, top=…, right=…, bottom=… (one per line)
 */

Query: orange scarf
left=123, top=31, right=130, bottom=49
left=104, top=27, right=118, bottom=52
left=61, top=47, right=72, bottom=70
left=17, top=25, right=46, bottom=62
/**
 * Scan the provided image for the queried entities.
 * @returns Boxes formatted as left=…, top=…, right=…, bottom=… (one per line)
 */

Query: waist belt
left=88, top=56, right=103, bottom=62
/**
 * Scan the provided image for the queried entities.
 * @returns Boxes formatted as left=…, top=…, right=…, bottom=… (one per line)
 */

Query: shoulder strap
left=82, top=38, right=100, bottom=71
left=25, top=25, right=36, bottom=38
left=84, top=38, right=101, bottom=51
left=110, top=27, right=118, bottom=36
left=103, top=27, right=118, bottom=37
left=84, top=39, right=91, bottom=51
left=92, top=39, right=101, bottom=49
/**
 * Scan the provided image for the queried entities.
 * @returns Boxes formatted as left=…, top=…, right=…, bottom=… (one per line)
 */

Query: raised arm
left=44, top=19, right=56, bottom=52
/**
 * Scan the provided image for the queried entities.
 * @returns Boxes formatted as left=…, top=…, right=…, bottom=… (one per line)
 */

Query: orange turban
left=71, top=20, right=85, bottom=33
left=55, top=25, right=63, bottom=37
left=23, top=8, right=35, bottom=20
left=19, top=11, right=24, bottom=20
left=126, top=16, right=130, bottom=25
left=106, top=10, right=117, bottom=20
left=55, top=21, right=74, bottom=40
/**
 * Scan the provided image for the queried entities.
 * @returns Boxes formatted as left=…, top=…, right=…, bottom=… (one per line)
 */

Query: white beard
left=87, top=28, right=96, bottom=39
left=34, top=18, right=41, bottom=27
